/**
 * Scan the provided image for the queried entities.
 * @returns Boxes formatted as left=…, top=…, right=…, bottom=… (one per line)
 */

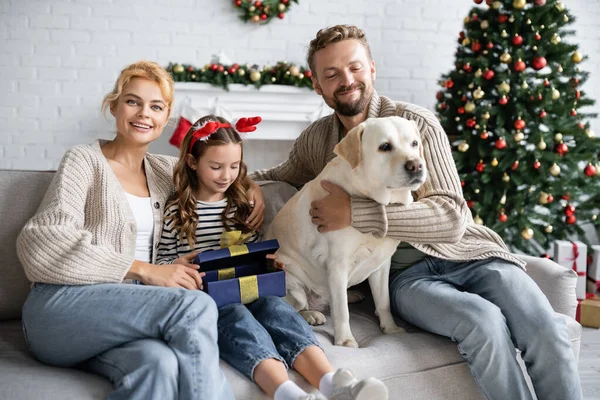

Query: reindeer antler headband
left=188, top=116, right=262, bottom=153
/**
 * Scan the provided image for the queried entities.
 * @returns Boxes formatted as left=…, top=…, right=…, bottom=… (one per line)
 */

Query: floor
left=581, top=327, right=600, bottom=399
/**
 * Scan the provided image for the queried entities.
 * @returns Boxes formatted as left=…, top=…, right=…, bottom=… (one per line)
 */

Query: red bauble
left=498, top=14, right=508, bottom=23
left=255, top=1, right=263, bottom=6
left=565, top=204, right=576, bottom=217
left=535, top=33, right=542, bottom=41
left=459, top=31, right=465, bottom=40
left=461, top=95, right=467, bottom=102
left=531, top=56, right=547, bottom=70
left=539, top=110, right=547, bottom=118
left=445, top=79, right=454, bottom=89
left=217, top=65, right=224, bottom=72
left=584, top=164, right=597, bottom=177
left=436, top=91, right=443, bottom=100
left=474, top=0, right=483, bottom=3
left=571, top=78, right=580, bottom=87
left=458, top=107, right=465, bottom=114
left=282, top=0, right=289, bottom=3
left=499, top=96, right=508, bottom=105
left=555, top=142, right=568, bottom=156
left=512, top=35, right=523, bottom=46
left=440, top=103, right=447, bottom=110
left=495, top=138, right=507, bottom=149
left=513, top=60, right=526, bottom=72
left=476, top=161, right=485, bottom=173
left=541, top=253, right=551, bottom=259
left=487, top=42, right=494, bottom=49
left=461, top=181, right=465, bottom=187
left=480, top=131, right=489, bottom=139
left=260, top=13, right=267, bottom=20
left=483, top=69, right=495, bottom=80
left=466, top=118, right=477, bottom=128
left=305, top=70, right=312, bottom=78
left=498, top=213, right=508, bottom=222
left=547, top=194, right=554, bottom=203
left=561, top=194, right=570, bottom=201
left=463, top=63, right=472, bottom=72
left=514, top=118, right=526, bottom=130
left=235, top=0, right=242, bottom=6
left=534, top=0, right=547, bottom=5
left=571, top=109, right=577, bottom=116
left=533, top=160, right=541, bottom=169
left=511, top=161, right=519, bottom=170
left=472, top=42, right=482, bottom=52
left=471, top=14, right=479, bottom=22
left=467, top=200, right=475, bottom=208
left=566, top=215, right=577, bottom=225
left=278, top=12, right=285, bottom=19
left=227, top=66, right=236, bottom=74
left=543, top=79, right=550, bottom=87
left=210, top=63, right=218, bottom=71
left=576, top=90, right=581, bottom=99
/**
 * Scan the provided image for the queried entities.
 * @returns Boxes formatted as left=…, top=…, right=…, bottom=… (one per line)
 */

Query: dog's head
left=333, top=116, right=427, bottom=194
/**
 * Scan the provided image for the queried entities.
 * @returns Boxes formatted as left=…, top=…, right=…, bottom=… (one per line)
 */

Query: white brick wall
left=1, top=0, right=598, bottom=171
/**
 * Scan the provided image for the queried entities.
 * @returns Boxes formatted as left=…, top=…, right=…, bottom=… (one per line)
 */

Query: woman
left=16, top=60, right=264, bottom=400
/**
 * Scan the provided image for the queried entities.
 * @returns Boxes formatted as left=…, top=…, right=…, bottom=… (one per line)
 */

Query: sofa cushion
left=0, top=170, right=55, bottom=320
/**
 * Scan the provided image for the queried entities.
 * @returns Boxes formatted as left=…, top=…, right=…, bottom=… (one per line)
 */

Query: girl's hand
left=266, top=253, right=285, bottom=270
left=129, top=260, right=205, bottom=290
left=246, top=179, right=265, bottom=230
left=173, top=251, right=200, bottom=269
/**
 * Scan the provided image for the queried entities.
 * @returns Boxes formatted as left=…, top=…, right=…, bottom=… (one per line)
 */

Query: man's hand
left=310, top=180, right=351, bottom=233
left=245, top=178, right=265, bottom=230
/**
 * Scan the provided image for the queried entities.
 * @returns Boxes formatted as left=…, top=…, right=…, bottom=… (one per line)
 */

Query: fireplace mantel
left=172, top=82, right=333, bottom=140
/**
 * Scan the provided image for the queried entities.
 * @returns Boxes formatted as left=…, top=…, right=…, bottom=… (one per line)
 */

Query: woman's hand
left=266, top=253, right=285, bottom=271
left=245, top=178, right=265, bottom=230
left=128, top=258, right=205, bottom=290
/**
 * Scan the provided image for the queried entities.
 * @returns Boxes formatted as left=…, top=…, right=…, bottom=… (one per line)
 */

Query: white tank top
left=125, top=192, right=154, bottom=263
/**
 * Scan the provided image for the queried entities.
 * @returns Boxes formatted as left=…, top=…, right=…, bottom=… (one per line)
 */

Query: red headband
left=188, top=116, right=262, bottom=153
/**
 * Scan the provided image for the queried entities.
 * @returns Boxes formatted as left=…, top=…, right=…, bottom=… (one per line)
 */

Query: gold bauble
left=249, top=5, right=256, bottom=12
left=538, top=192, right=549, bottom=205
left=571, top=51, right=583, bottom=63
left=586, top=129, right=595, bottom=138
left=475, top=69, right=483, bottom=78
left=554, top=133, right=563, bottom=142
left=538, top=139, right=547, bottom=150
left=522, top=228, right=534, bottom=240
left=596, top=164, right=600, bottom=177
left=251, top=14, right=260, bottom=23
left=545, top=225, right=553, bottom=234
left=500, top=53, right=512, bottom=64
left=551, top=34, right=561, bottom=45
left=528, top=186, right=535, bottom=193
left=462, top=38, right=471, bottom=46
left=514, top=132, right=524, bottom=142
left=509, top=16, right=515, bottom=23
left=592, top=215, right=597, bottom=221
left=549, top=163, right=561, bottom=176
left=474, top=215, right=484, bottom=225
left=564, top=15, right=569, bottom=22
left=497, top=82, right=510, bottom=94
left=172, top=64, right=184, bottom=74
left=557, top=65, right=563, bottom=73
left=500, top=194, right=506, bottom=204
left=474, top=189, right=480, bottom=194
left=468, top=83, right=475, bottom=89
left=298, top=73, right=304, bottom=79
left=526, top=18, right=531, bottom=24
left=555, top=1, right=565, bottom=11
left=464, top=16, right=471, bottom=24
left=465, top=102, right=476, bottom=113
left=458, top=141, right=470, bottom=152
left=271, top=77, right=276, bottom=82
left=513, top=0, right=526, bottom=10
left=278, top=3, right=286, bottom=11
left=288, top=65, right=300, bottom=76
left=483, top=112, right=490, bottom=120
left=551, top=88, right=561, bottom=100
left=481, top=20, right=489, bottom=30
left=501, top=30, right=508, bottom=38
left=492, top=1, right=502, bottom=9
left=502, top=173, right=510, bottom=183
left=491, top=158, right=499, bottom=167
left=249, top=70, right=261, bottom=82
left=473, top=87, right=485, bottom=99
left=521, top=81, right=529, bottom=89
left=532, top=46, right=538, bottom=51
left=237, top=68, right=246, bottom=76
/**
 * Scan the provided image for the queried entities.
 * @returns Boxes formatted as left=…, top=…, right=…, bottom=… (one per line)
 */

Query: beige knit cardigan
left=16, top=140, right=177, bottom=285
left=250, top=92, right=525, bottom=268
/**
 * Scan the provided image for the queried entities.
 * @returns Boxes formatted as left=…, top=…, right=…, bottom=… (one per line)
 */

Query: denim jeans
left=389, top=256, right=582, bottom=400
left=21, top=283, right=234, bottom=400
left=217, top=295, right=321, bottom=381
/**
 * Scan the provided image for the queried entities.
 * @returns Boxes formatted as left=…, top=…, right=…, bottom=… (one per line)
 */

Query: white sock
left=319, top=372, right=335, bottom=398
left=274, top=379, right=308, bottom=400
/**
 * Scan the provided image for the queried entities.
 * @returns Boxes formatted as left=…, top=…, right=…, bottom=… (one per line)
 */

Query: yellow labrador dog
left=266, top=116, right=427, bottom=348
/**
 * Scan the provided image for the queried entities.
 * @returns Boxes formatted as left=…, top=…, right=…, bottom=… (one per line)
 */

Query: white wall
left=1, top=0, right=599, bottom=171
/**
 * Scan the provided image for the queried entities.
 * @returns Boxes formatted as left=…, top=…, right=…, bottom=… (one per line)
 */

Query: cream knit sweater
left=16, top=140, right=177, bottom=285
left=250, top=92, right=526, bottom=268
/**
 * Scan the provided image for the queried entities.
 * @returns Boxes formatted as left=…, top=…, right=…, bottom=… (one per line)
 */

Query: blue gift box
left=196, top=239, right=286, bottom=307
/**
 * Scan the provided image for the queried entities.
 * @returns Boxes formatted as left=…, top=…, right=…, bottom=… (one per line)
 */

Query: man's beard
left=333, top=82, right=372, bottom=117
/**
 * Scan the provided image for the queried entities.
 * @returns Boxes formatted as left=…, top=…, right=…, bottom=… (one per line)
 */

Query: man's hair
left=307, top=25, right=372, bottom=76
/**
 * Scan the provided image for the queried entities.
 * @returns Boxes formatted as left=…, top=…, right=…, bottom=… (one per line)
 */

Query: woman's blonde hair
left=101, top=60, right=174, bottom=117
left=166, top=115, right=253, bottom=247
left=307, top=25, right=372, bottom=77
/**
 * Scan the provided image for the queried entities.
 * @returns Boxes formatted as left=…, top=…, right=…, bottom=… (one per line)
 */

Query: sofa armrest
left=517, top=254, right=578, bottom=319
left=256, top=181, right=298, bottom=233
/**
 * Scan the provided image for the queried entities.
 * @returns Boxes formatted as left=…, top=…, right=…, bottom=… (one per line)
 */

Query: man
left=250, top=25, right=582, bottom=400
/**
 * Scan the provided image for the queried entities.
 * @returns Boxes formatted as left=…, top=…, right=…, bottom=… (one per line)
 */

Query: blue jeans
left=21, top=283, right=234, bottom=400
left=218, top=295, right=321, bottom=381
left=390, top=257, right=582, bottom=400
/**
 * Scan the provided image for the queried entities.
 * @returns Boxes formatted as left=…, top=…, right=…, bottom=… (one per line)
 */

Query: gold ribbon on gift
left=220, top=230, right=254, bottom=249
left=229, top=244, right=249, bottom=257
left=218, top=267, right=235, bottom=280
left=239, top=275, right=259, bottom=304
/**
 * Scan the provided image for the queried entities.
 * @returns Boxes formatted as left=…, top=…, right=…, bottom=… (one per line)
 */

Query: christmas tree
left=435, top=0, right=600, bottom=254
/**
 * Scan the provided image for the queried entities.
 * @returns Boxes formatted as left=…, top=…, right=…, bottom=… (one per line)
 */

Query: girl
left=157, top=115, right=389, bottom=400
left=16, top=61, right=234, bottom=399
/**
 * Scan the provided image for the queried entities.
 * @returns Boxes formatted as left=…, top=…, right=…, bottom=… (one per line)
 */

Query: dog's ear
left=409, top=120, right=424, bottom=158
left=334, top=122, right=365, bottom=169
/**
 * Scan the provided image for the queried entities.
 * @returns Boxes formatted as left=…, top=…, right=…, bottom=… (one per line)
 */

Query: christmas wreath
left=167, top=60, right=313, bottom=91
left=233, top=0, right=299, bottom=24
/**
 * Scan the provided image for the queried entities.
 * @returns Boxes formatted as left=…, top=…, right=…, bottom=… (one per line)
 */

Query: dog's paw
left=347, top=290, right=365, bottom=304
left=335, top=337, right=359, bottom=348
left=300, top=310, right=327, bottom=326
left=381, top=324, right=406, bottom=334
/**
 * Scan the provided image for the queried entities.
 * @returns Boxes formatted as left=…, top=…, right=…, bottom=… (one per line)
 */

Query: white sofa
left=0, top=170, right=582, bottom=400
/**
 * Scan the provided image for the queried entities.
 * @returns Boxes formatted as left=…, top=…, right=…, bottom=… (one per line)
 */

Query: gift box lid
left=194, top=239, right=279, bottom=272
